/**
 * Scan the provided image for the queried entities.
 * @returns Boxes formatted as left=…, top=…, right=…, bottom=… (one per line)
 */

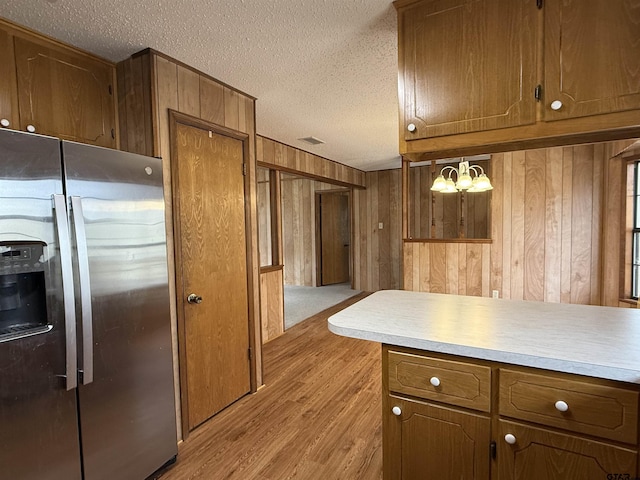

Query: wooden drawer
left=387, top=350, right=491, bottom=412
left=499, top=369, right=639, bottom=444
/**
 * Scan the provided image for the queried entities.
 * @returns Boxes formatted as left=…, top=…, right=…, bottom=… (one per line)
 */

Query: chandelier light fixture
left=430, top=159, right=493, bottom=193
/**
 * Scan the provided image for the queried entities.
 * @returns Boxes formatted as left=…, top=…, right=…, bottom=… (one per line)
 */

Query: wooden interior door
left=174, top=122, right=250, bottom=431
left=319, top=191, right=350, bottom=285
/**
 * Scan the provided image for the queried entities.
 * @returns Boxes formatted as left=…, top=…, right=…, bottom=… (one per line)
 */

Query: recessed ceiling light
left=298, top=136, right=325, bottom=145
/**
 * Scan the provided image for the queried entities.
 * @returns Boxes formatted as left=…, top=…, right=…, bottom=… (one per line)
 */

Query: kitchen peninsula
left=329, top=290, right=640, bottom=479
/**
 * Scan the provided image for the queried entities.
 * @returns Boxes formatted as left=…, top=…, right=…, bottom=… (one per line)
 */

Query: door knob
left=187, top=293, right=203, bottom=304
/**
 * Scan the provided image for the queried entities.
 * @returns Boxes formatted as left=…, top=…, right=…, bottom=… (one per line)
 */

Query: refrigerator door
left=0, top=130, right=82, bottom=480
left=62, top=141, right=177, bottom=480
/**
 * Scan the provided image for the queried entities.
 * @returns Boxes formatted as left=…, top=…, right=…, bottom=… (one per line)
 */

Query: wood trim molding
left=260, top=265, right=284, bottom=274
left=269, top=169, right=283, bottom=266
left=404, top=238, right=493, bottom=244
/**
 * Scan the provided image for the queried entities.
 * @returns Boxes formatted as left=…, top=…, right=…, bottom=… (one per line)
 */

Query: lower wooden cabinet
left=384, top=395, right=490, bottom=480
left=382, top=345, right=640, bottom=480
left=497, top=420, right=637, bottom=480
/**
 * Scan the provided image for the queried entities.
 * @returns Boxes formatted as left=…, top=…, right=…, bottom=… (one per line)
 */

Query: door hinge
left=242, top=163, right=247, bottom=176
left=108, top=84, right=113, bottom=95
left=534, top=84, right=542, bottom=102
left=536, top=0, right=543, bottom=9
left=248, top=347, right=252, bottom=360
left=111, top=128, right=116, bottom=139
left=490, top=441, right=497, bottom=460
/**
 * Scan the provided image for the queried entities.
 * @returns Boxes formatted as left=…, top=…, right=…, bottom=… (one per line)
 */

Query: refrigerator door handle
left=71, top=196, right=93, bottom=385
left=53, top=194, right=78, bottom=391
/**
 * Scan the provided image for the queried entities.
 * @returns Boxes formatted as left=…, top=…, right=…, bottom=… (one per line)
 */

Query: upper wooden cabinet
left=399, top=0, right=537, bottom=140
left=0, top=18, right=117, bottom=148
left=395, top=0, right=640, bottom=160
left=0, top=29, right=19, bottom=129
left=543, top=0, right=640, bottom=121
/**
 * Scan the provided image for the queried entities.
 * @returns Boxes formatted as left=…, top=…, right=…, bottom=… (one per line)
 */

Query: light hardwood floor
left=158, top=292, right=382, bottom=480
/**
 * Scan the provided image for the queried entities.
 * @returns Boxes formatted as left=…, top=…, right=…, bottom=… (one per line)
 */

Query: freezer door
left=62, top=141, right=177, bottom=480
left=0, top=130, right=82, bottom=480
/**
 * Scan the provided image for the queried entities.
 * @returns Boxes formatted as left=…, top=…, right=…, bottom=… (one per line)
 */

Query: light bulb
left=431, top=175, right=447, bottom=191
left=443, top=178, right=457, bottom=193
left=457, top=172, right=473, bottom=189
left=475, top=174, right=493, bottom=191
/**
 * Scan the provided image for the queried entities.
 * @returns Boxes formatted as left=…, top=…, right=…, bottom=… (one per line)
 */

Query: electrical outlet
left=492, top=290, right=499, bottom=299
left=378, top=222, right=384, bottom=229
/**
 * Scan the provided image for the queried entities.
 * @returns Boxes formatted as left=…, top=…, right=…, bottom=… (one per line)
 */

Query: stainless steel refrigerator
left=0, top=129, right=177, bottom=480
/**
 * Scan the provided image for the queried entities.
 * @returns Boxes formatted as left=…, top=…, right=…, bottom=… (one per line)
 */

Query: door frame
left=169, top=110, right=257, bottom=440
left=314, top=188, right=353, bottom=288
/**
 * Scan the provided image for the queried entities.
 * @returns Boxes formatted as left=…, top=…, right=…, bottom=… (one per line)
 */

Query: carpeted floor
left=283, top=283, right=362, bottom=329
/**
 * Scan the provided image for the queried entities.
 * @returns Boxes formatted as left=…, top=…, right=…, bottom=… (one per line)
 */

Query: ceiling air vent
left=298, top=136, right=325, bottom=145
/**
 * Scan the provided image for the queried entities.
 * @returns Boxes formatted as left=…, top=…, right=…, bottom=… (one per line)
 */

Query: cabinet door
left=399, top=0, right=537, bottom=140
left=0, top=29, right=18, bottom=128
left=498, top=420, right=637, bottom=480
left=14, top=36, right=116, bottom=148
left=385, top=395, right=490, bottom=480
left=544, top=0, right=640, bottom=121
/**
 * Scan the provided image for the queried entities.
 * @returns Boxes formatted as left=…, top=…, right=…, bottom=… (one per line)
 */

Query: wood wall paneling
left=280, top=174, right=341, bottom=287
left=116, top=49, right=261, bottom=441
left=260, top=267, right=284, bottom=343
left=116, top=54, right=153, bottom=156
left=523, top=149, right=545, bottom=301
left=257, top=167, right=273, bottom=267
left=601, top=141, right=640, bottom=305
left=353, top=169, right=403, bottom=292
left=402, top=142, right=631, bottom=305
left=357, top=142, right=638, bottom=303
left=256, top=135, right=366, bottom=188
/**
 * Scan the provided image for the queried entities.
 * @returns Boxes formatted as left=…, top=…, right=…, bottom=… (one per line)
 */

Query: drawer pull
left=430, top=376, right=441, bottom=387
left=554, top=400, right=569, bottom=412
left=392, top=406, right=402, bottom=416
left=504, top=433, right=517, bottom=445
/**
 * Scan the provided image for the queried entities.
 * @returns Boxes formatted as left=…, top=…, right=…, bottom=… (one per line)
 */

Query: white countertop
left=328, top=290, right=640, bottom=384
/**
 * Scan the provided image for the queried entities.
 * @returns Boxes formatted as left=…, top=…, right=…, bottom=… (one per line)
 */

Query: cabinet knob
left=504, top=433, right=517, bottom=445
left=554, top=400, right=569, bottom=412
left=550, top=100, right=563, bottom=111
left=26, top=124, right=36, bottom=133
left=407, top=123, right=417, bottom=133
left=0, top=118, right=9, bottom=128
left=429, top=376, right=441, bottom=387
left=392, top=406, right=402, bottom=416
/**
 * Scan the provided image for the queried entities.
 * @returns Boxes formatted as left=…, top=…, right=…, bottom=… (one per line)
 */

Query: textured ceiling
left=0, top=0, right=401, bottom=171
